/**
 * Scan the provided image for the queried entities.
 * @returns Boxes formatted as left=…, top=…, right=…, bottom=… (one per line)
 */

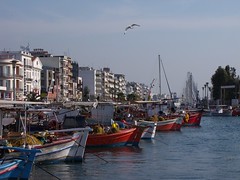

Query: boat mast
left=160, top=57, right=172, bottom=99
left=158, top=55, right=161, bottom=97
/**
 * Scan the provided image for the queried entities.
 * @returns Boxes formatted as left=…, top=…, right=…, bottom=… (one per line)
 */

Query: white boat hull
left=138, top=121, right=157, bottom=139
left=34, top=139, right=75, bottom=162
left=33, top=128, right=91, bottom=163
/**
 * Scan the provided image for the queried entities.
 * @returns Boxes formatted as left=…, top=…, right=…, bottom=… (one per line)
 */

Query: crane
left=146, top=79, right=155, bottom=101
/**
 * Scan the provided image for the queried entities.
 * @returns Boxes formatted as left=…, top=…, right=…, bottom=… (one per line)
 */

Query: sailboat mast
left=158, top=55, right=161, bottom=97
left=160, top=58, right=172, bottom=99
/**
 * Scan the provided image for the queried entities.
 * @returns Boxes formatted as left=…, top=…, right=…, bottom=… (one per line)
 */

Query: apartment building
left=115, top=74, right=127, bottom=96
left=31, top=49, right=74, bottom=102
left=102, top=68, right=115, bottom=101
left=79, top=67, right=127, bottom=101
left=0, top=50, right=42, bottom=100
left=72, top=62, right=82, bottom=101
left=79, top=67, right=97, bottom=100
left=126, top=81, right=146, bottom=100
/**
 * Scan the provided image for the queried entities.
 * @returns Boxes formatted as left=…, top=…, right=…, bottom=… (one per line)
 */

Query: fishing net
left=8, top=134, right=43, bottom=147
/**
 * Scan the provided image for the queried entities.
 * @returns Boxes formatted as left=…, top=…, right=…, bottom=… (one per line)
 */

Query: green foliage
left=26, top=92, right=42, bottom=102
left=82, top=86, right=90, bottom=101
left=211, top=65, right=239, bottom=102
left=117, top=92, right=126, bottom=102
left=127, top=93, right=141, bottom=102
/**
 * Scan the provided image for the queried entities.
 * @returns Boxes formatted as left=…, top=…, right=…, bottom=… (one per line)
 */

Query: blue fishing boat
left=0, top=146, right=40, bottom=180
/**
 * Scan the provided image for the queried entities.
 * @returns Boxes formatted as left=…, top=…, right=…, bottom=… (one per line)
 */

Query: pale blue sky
left=1, top=0, right=240, bottom=96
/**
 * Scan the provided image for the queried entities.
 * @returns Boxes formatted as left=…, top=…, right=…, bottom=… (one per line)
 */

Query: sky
left=1, top=0, right=240, bottom=97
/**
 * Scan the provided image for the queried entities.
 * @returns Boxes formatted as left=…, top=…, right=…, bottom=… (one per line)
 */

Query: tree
left=211, top=66, right=228, bottom=100
left=116, top=92, right=126, bottom=102
left=26, top=92, right=41, bottom=102
left=82, top=86, right=90, bottom=101
left=127, top=93, right=141, bottom=102
left=225, top=65, right=236, bottom=79
left=211, top=65, right=239, bottom=103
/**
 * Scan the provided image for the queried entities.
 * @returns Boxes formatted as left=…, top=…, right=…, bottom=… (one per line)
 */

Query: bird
left=124, top=24, right=140, bottom=35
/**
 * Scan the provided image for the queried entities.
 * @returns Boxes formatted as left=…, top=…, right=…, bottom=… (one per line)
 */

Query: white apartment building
left=79, top=67, right=126, bottom=101
left=0, top=50, right=42, bottom=100
left=102, top=68, right=115, bottom=101
left=79, top=67, right=97, bottom=99
left=96, top=70, right=103, bottom=98
left=31, top=57, right=42, bottom=95
left=126, top=81, right=146, bottom=100
left=115, top=74, right=126, bottom=95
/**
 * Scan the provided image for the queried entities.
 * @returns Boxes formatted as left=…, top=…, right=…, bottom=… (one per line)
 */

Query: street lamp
left=204, top=84, right=207, bottom=99
left=206, top=82, right=209, bottom=109
left=11, top=59, right=19, bottom=101
left=206, top=82, right=209, bottom=100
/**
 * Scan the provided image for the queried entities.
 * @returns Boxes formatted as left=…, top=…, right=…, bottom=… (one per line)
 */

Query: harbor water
left=30, top=116, right=240, bottom=180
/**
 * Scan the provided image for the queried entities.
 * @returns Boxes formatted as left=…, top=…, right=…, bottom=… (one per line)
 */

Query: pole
left=158, top=55, right=161, bottom=97
left=0, top=109, right=2, bottom=138
left=206, top=82, right=209, bottom=109
left=11, top=60, right=18, bottom=101
left=56, top=70, right=59, bottom=102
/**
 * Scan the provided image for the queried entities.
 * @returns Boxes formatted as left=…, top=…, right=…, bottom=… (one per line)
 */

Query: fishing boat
left=210, top=105, right=233, bottom=117
left=61, top=101, right=147, bottom=147
left=156, top=116, right=183, bottom=131
left=86, top=126, right=145, bottom=148
left=0, top=101, right=92, bottom=163
left=0, top=146, right=40, bottom=180
left=31, top=127, right=92, bottom=163
left=232, top=107, right=240, bottom=116
left=182, top=111, right=202, bottom=127
left=137, top=120, right=157, bottom=139
left=62, top=114, right=146, bottom=148
left=6, top=127, right=92, bottom=163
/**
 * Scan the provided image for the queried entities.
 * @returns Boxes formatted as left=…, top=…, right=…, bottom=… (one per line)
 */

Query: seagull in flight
left=124, top=24, right=140, bottom=35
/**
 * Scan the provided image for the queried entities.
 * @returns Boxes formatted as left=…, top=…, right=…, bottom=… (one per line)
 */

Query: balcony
left=0, top=73, right=23, bottom=79
left=25, top=77, right=33, bottom=81
left=16, top=88, right=24, bottom=92
left=16, top=74, right=24, bottom=78
left=1, top=73, right=13, bottom=78
left=24, top=65, right=32, bottom=69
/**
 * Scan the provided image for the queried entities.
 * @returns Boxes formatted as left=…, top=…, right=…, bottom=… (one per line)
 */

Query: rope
left=73, top=135, right=85, bottom=157
left=91, top=153, right=109, bottom=163
left=34, top=163, right=61, bottom=180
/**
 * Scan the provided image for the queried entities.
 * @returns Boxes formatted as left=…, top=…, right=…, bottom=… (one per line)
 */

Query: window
left=5, top=92, right=10, bottom=98
left=6, top=80, right=10, bottom=89
left=6, top=66, right=11, bottom=76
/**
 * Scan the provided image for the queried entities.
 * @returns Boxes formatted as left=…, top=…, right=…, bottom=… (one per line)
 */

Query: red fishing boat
left=232, top=107, right=240, bottom=116
left=182, top=112, right=202, bottom=127
left=86, top=126, right=145, bottom=148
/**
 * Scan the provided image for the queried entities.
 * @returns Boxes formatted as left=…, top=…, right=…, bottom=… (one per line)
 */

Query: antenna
left=20, top=43, right=30, bottom=52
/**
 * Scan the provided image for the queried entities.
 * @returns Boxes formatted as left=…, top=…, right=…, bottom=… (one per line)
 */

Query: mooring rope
left=34, top=163, right=61, bottom=180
